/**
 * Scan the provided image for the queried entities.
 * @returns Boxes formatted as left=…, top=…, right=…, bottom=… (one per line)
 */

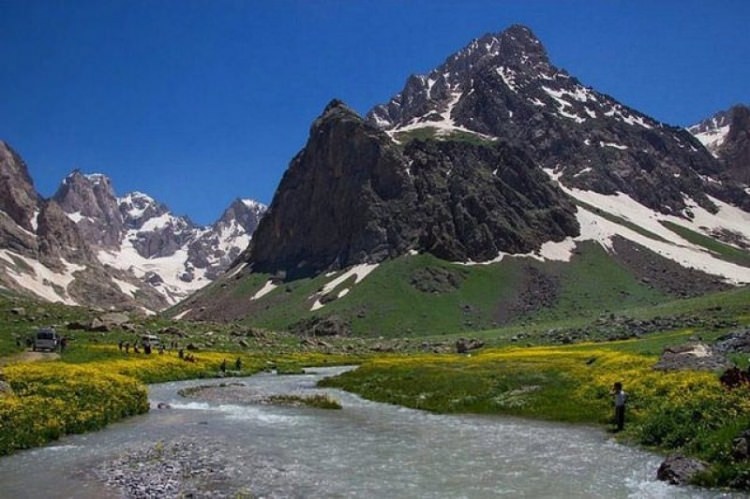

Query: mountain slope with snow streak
left=539, top=170, right=750, bottom=284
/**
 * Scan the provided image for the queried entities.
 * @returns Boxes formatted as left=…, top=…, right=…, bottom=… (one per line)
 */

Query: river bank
left=2, top=335, right=749, bottom=493
left=2, top=367, right=719, bottom=498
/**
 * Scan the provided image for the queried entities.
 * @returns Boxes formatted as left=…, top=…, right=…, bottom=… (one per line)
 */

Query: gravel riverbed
left=91, top=437, right=252, bottom=499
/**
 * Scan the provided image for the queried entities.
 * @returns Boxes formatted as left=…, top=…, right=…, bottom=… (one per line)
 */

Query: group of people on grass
left=114, top=339, right=245, bottom=374
left=117, top=339, right=165, bottom=355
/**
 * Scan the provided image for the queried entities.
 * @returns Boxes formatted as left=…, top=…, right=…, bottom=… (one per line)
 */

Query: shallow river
left=0, top=366, right=736, bottom=498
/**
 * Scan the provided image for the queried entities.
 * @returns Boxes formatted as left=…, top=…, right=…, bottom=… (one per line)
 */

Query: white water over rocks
left=0, top=367, right=737, bottom=498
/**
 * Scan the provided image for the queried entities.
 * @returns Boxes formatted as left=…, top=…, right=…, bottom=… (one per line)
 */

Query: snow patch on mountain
left=387, top=88, right=495, bottom=143
left=310, top=263, right=379, bottom=311
left=66, top=211, right=90, bottom=224
left=120, top=191, right=159, bottom=220
left=112, top=276, right=139, bottom=297
left=457, top=237, right=578, bottom=266
left=98, top=242, right=207, bottom=305
left=251, top=279, right=278, bottom=300
left=241, top=199, right=265, bottom=210
left=600, top=142, right=628, bottom=150
left=458, top=178, right=750, bottom=285
left=497, top=66, right=519, bottom=92
left=216, top=220, right=251, bottom=253
left=543, top=170, right=750, bottom=284
left=688, top=112, right=732, bottom=156
left=0, top=250, right=83, bottom=304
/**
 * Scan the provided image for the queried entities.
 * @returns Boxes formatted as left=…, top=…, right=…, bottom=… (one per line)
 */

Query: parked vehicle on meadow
left=140, top=334, right=161, bottom=348
left=33, top=328, right=60, bottom=352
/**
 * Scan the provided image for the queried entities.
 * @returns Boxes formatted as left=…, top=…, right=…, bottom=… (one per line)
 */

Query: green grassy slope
left=222, top=242, right=670, bottom=337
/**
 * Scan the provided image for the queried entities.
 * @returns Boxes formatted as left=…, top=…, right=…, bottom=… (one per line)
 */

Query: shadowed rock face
left=245, top=100, right=579, bottom=278
left=247, top=100, right=419, bottom=278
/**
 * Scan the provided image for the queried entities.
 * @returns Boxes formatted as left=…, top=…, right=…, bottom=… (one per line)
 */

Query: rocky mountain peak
left=365, top=25, right=750, bottom=217
left=490, top=24, right=547, bottom=67
left=53, top=170, right=124, bottom=248
left=314, top=99, right=364, bottom=130
left=246, top=100, right=417, bottom=278
left=218, top=198, right=266, bottom=229
left=183, top=198, right=266, bottom=281
left=689, top=107, right=734, bottom=154
left=366, top=25, right=553, bottom=130
left=432, top=25, right=548, bottom=83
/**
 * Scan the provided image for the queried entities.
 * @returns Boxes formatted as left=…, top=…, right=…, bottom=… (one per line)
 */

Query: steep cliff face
left=244, top=100, right=579, bottom=278
left=0, top=141, right=40, bottom=255
left=406, top=139, right=578, bottom=262
left=36, top=199, right=94, bottom=267
left=248, top=101, right=419, bottom=278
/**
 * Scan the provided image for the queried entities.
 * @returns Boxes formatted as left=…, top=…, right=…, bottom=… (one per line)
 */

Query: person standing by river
left=611, top=382, right=627, bottom=432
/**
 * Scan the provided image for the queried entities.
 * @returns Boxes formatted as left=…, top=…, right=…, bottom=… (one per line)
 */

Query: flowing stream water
left=0, top=366, right=737, bottom=498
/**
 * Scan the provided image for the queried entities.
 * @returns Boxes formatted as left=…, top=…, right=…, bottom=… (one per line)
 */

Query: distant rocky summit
left=0, top=143, right=266, bottom=311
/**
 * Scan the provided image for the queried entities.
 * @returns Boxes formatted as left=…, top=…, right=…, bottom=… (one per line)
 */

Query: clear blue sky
left=1, top=0, right=748, bottom=225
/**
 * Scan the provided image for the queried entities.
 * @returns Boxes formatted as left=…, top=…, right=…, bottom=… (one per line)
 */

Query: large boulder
left=88, top=312, right=132, bottom=332
left=653, top=342, right=733, bottom=371
left=291, top=315, right=351, bottom=337
left=656, top=455, right=708, bottom=485
left=455, top=338, right=485, bottom=354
